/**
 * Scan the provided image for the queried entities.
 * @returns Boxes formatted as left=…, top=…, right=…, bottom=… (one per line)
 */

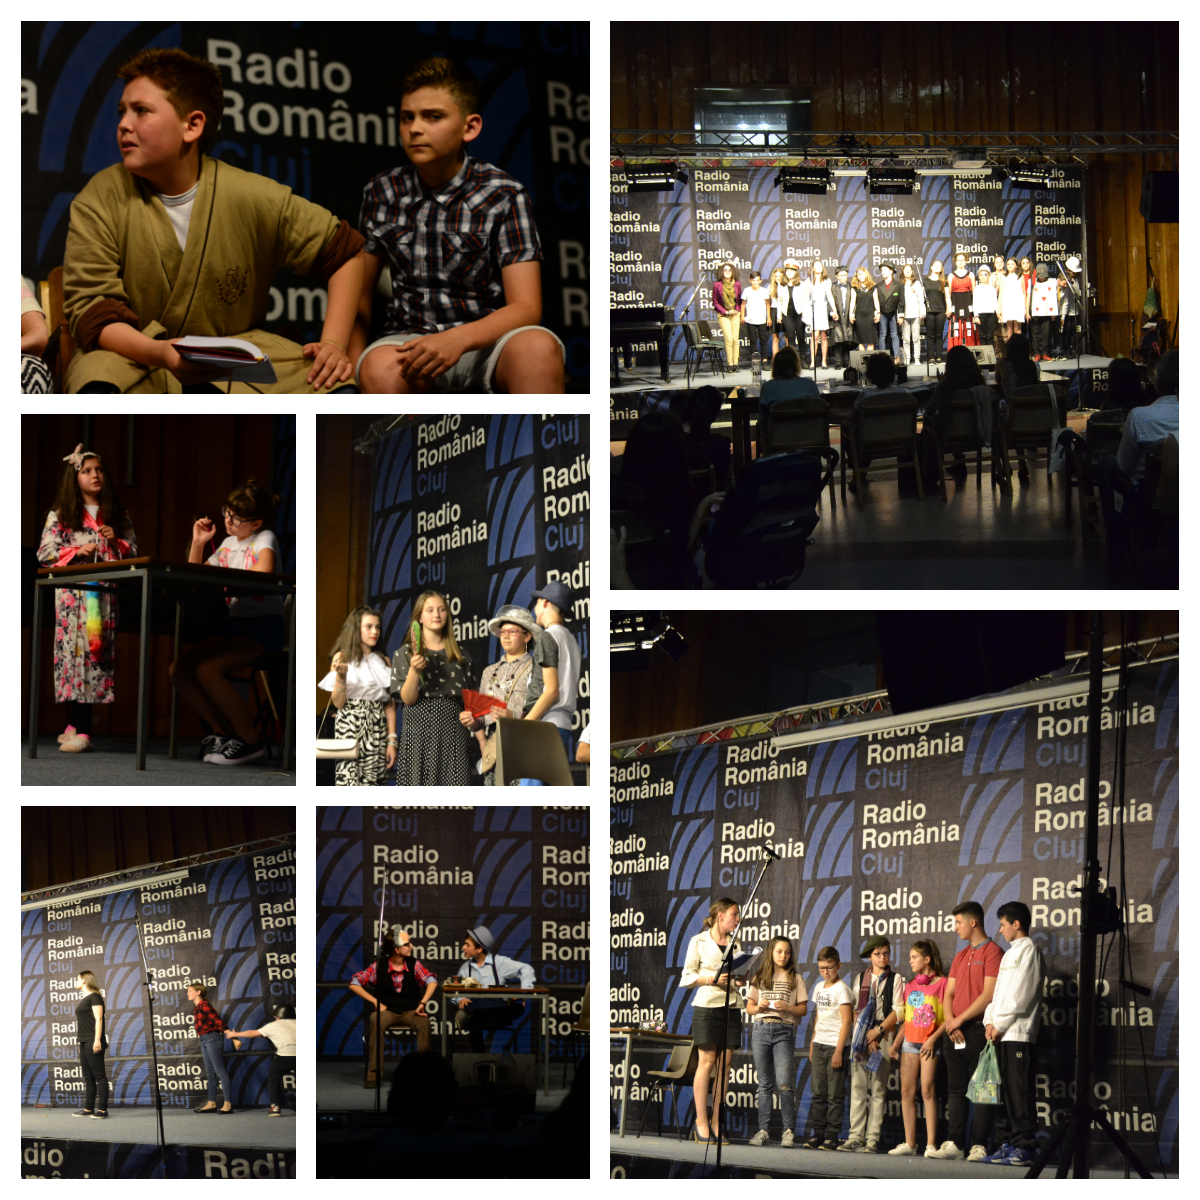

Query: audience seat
left=847, top=393, right=924, bottom=504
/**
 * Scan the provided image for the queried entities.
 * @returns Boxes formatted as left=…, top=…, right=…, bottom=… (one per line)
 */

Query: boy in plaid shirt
left=350, top=56, right=565, bottom=393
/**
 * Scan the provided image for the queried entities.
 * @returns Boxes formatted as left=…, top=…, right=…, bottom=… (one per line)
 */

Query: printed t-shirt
left=901, top=975, right=947, bottom=1043
left=207, top=529, right=284, bottom=618
left=811, top=977, right=854, bottom=1046
left=748, top=969, right=809, bottom=1026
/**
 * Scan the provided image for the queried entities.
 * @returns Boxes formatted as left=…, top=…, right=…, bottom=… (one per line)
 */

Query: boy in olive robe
left=63, top=47, right=363, bottom=394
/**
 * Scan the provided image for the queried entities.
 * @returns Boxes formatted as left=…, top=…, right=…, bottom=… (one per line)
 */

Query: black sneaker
left=200, top=734, right=226, bottom=761
left=209, top=738, right=266, bottom=766
left=90, top=1110, right=108, bottom=1119
left=803, top=1135, right=824, bottom=1150
left=73, top=1109, right=93, bottom=1117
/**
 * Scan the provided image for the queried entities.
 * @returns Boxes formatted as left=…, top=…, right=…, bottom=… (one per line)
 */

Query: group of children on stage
left=737, top=900, right=1046, bottom=1166
left=711, top=254, right=1082, bottom=372
left=37, top=442, right=284, bottom=765
left=319, top=583, right=585, bottom=787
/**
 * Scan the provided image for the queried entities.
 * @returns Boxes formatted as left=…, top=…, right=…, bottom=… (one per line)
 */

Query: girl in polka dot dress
left=390, top=590, right=475, bottom=786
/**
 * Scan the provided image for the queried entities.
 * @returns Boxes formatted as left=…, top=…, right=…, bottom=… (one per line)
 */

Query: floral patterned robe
left=36, top=508, right=137, bottom=703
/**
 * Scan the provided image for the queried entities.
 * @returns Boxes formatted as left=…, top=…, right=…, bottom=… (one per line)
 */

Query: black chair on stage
left=563, top=983, right=590, bottom=1088
left=702, top=448, right=838, bottom=588
left=636, top=1041, right=698, bottom=1140
left=682, top=321, right=726, bottom=387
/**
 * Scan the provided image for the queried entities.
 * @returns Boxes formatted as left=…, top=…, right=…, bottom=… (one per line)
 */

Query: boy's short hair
left=952, top=901, right=985, bottom=924
left=997, top=901, right=1032, bottom=932
left=117, top=48, right=224, bottom=156
left=399, top=56, right=480, bottom=119
left=816, top=946, right=840, bottom=964
left=749, top=271, right=762, bottom=280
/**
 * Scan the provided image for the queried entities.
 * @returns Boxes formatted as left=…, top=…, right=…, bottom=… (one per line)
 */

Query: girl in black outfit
left=923, top=261, right=947, bottom=364
left=74, top=970, right=108, bottom=1119
left=851, top=267, right=879, bottom=351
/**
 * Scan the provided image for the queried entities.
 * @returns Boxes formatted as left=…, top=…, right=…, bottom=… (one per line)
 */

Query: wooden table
left=29, top=557, right=295, bottom=770
left=610, top=1027, right=693, bottom=1137
left=443, top=985, right=552, bottom=1095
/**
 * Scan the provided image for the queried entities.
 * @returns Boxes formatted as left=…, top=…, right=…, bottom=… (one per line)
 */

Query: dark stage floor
left=22, top=736, right=296, bottom=785
left=22, top=1103, right=294, bottom=1150
left=316, top=1059, right=571, bottom=1114
left=610, top=1132, right=1146, bottom=1179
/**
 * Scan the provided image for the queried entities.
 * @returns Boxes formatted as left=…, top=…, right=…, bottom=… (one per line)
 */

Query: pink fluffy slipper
left=60, top=734, right=92, bottom=753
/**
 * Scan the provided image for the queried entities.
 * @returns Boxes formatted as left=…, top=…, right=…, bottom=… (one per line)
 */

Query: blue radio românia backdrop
left=610, top=660, right=1178, bottom=1170
left=369, top=413, right=590, bottom=741
left=317, top=805, right=589, bottom=1061
left=22, top=21, right=588, bottom=376
left=21, top=844, right=296, bottom=1109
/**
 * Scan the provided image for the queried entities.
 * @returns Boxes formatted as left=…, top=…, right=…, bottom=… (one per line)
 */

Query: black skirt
left=690, top=1003, right=743, bottom=1048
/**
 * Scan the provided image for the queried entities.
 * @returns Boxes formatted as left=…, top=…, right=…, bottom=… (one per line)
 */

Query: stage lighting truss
left=610, top=130, right=1177, bottom=171
left=611, top=611, right=689, bottom=660
left=867, top=166, right=916, bottom=194
left=1008, top=165, right=1052, bottom=186
left=623, top=162, right=688, bottom=193
left=774, top=165, right=831, bottom=194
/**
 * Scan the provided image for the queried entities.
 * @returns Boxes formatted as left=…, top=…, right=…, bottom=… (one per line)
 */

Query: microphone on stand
left=762, top=841, right=780, bottom=860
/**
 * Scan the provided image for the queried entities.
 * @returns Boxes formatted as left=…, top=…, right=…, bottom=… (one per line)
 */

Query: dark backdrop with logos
left=610, top=661, right=1178, bottom=1170
left=22, top=21, right=589, bottom=382
left=21, top=844, right=296, bottom=1110
left=316, top=805, right=589, bottom=1060
left=367, top=414, right=590, bottom=745
left=610, top=166, right=1083, bottom=369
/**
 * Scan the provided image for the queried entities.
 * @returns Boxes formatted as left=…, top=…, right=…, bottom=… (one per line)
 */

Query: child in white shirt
left=804, top=946, right=853, bottom=1149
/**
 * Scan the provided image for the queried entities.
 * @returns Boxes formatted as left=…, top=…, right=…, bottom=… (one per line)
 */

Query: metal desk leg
left=543, top=995, right=549, bottom=1096
left=28, top=580, right=44, bottom=759
left=619, top=1034, right=632, bottom=1136
left=282, top=588, right=295, bottom=771
left=136, top=571, right=151, bottom=769
left=169, top=597, right=182, bottom=759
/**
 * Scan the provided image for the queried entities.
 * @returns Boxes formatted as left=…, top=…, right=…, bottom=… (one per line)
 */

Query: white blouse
left=681, top=928, right=747, bottom=1009
left=317, top=651, right=391, bottom=702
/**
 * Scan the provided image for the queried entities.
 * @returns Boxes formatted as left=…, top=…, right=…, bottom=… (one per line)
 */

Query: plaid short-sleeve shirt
left=359, top=155, right=543, bottom=335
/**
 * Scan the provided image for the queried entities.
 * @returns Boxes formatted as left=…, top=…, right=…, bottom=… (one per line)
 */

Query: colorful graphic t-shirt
left=206, top=529, right=283, bottom=618
left=901, top=975, right=947, bottom=1043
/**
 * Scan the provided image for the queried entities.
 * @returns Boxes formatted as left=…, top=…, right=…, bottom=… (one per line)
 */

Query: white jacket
left=982, top=936, right=1046, bottom=1042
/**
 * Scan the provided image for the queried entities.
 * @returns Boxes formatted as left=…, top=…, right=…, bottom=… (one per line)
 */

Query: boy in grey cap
left=452, top=925, right=537, bottom=1051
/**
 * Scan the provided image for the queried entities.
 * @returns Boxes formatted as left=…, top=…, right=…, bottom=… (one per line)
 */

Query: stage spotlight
left=611, top=611, right=689, bottom=664
left=1009, top=166, right=1050, bottom=187
left=625, top=163, right=682, bottom=193
left=674, top=167, right=689, bottom=187
left=660, top=626, right=689, bottom=662
left=836, top=132, right=860, bottom=151
left=951, top=150, right=988, bottom=170
left=867, top=167, right=915, bottom=195
left=774, top=166, right=831, bottom=194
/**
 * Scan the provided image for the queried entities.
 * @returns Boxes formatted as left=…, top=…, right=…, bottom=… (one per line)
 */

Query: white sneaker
left=781, top=1130, right=795, bottom=1148
left=749, top=1129, right=769, bottom=1146
left=926, top=1141, right=963, bottom=1160
left=967, top=1144, right=988, bottom=1162
left=888, top=1142, right=918, bottom=1156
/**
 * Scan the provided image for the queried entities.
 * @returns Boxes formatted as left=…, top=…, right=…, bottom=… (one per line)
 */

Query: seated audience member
left=757, top=347, right=822, bottom=448
left=1099, top=356, right=1154, bottom=414
left=63, top=48, right=362, bottom=394
left=997, top=332, right=1040, bottom=401
left=351, top=57, right=564, bottom=394
left=1094, top=350, right=1178, bottom=565
left=917, top=345, right=995, bottom=486
left=846, top=352, right=916, bottom=489
left=683, top=386, right=733, bottom=489
left=22, top=277, right=51, bottom=393
left=576, top=724, right=590, bottom=764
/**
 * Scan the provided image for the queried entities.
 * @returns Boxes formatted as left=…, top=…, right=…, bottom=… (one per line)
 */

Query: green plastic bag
left=967, top=1039, right=1003, bottom=1105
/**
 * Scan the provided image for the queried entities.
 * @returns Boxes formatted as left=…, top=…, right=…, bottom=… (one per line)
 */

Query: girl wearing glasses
left=170, top=478, right=284, bottom=766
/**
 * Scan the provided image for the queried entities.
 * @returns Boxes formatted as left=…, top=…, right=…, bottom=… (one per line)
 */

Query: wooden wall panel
left=612, top=21, right=1178, bottom=356
left=21, top=806, right=296, bottom=892
left=21, top=415, right=279, bottom=738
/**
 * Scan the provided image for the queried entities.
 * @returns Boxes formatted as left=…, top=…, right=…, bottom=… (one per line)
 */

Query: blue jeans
left=556, top=726, right=573, bottom=761
left=876, top=312, right=901, bottom=358
left=751, top=1020, right=796, bottom=1135
left=199, top=1031, right=232, bottom=1103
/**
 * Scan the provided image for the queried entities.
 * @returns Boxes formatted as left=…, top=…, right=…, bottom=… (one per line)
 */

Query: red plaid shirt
left=192, top=998, right=227, bottom=1036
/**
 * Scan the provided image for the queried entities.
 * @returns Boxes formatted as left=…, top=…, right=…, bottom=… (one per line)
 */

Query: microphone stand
left=707, top=841, right=780, bottom=1176
left=133, top=912, right=168, bottom=1179
left=1057, top=261, right=1086, bottom=413
left=373, top=891, right=386, bottom=1115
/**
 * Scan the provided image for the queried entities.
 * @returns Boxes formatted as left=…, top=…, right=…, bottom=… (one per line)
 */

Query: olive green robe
left=64, top=156, right=342, bottom=394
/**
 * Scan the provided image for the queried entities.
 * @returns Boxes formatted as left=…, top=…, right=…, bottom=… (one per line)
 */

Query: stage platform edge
left=21, top=1136, right=292, bottom=1180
